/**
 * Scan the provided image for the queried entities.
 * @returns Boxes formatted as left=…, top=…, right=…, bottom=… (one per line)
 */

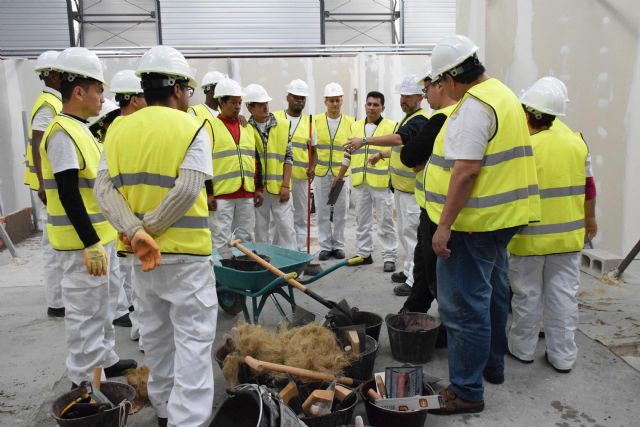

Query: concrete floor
left=1, top=208, right=640, bottom=427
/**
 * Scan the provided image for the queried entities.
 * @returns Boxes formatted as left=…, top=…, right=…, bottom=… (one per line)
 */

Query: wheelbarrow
left=213, top=242, right=361, bottom=324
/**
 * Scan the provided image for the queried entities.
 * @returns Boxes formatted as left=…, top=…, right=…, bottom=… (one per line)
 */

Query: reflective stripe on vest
left=314, top=113, right=355, bottom=177
left=254, top=116, right=291, bottom=195
left=424, top=78, right=541, bottom=232
left=104, top=106, right=211, bottom=255
left=40, top=115, right=116, bottom=250
left=349, top=117, right=397, bottom=188
left=273, top=110, right=310, bottom=181
left=415, top=104, right=456, bottom=208
left=390, top=109, right=429, bottom=193
left=210, top=116, right=257, bottom=196
left=24, top=91, right=62, bottom=190
left=508, top=127, right=587, bottom=255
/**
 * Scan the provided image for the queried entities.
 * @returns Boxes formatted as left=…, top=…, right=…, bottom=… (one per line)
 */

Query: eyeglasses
left=179, top=84, right=194, bottom=97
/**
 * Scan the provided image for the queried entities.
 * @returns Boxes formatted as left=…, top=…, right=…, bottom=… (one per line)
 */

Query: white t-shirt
left=98, top=127, right=213, bottom=179
left=443, top=97, right=497, bottom=160
left=32, top=87, right=61, bottom=132
left=327, top=116, right=342, bottom=141
left=364, top=122, right=377, bottom=137
left=46, top=115, right=94, bottom=173
left=285, top=112, right=317, bottom=146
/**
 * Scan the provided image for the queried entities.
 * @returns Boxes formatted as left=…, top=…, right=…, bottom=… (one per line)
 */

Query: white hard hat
left=215, top=78, right=244, bottom=98
left=34, top=51, right=60, bottom=74
left=287, top=79, right=309, bottom=97
left=431, top=34, right=479, bottom=82
left=110, top=69, right=142, bottom=94
left=201, top=71, right=227, bottom=89
left=537, top=76, right=569, bottom=102
left=55, top=47, right=105, bottom=84
left=397, top=74, right=424, bottom=95
left=324, top=82, right=344, bottom=97
left=520, top=77, right=568, bottom=117
left=136, top=45, right=198, bottom=89
left=244, top=84, right=272, bottom=103
left=88, top=99, right=119, bottom=127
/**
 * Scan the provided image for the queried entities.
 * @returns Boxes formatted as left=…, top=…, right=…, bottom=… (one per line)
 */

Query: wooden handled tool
left=367, top=388, right=382, bottom=401
left=90, top=367, right=102, bottom=403
left=243, top=356, right=354, bottom=385
left=375, top=374, right=387, bottom=399
left=279, top=381, right=299, bottom=405
left=302, top=389, right=334, bottom=417
left=346, top=330, right=360, bottom=355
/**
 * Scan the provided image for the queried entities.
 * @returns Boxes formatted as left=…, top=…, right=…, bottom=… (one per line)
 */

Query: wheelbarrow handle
left=243, top=356, right=355, bottom=386
left=229, top=240, right=307, bottom=293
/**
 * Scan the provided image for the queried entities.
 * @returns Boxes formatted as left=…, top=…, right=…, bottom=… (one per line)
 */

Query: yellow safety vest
left=349, top=117, right=397, bottom=188
left=188, top=103, right=216, bottom=142
left=254, top=116, right=291, bottom=195
left=424, top=78, right=541, bottom=232
left=273, top=111, right=311, bottom=181
left=210, top=116, right=256, bottom=196
left=390, top=109, right=430, bottom=193
left=415, top=104, right=457, bottom=209
left=40, top=115, right=116, bottom=250
left=508, top=127, right=587, bottom=255
left=104, top=106, right=211, bottom=256
left=314, top=113, right=355, bottom=177
left=24, top=91, right=62, bottom=190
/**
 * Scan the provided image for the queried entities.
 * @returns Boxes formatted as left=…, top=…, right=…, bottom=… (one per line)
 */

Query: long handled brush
left=304, top=113, right=323, bottom=276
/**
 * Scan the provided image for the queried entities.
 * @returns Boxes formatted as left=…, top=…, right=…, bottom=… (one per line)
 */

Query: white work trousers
left=291, top=178, right=311, bottom=251
left=37, top=197, right=64, bottom=309
left=209, top=198, right=255, bottom=249
left=108, top=250, right=130, bottom=320
left=353, top=184, right=397, bottom=261
left=59, top=243, right=119, bottom=385
left=134, top=260, right=218, bottom=427
left=314, top=173, right=349, bottom=252
left=255, top=192, right=297, bottom=250
left=394, top=190, right=420, bottom=286
left=508, top=253, right=581, bottom=370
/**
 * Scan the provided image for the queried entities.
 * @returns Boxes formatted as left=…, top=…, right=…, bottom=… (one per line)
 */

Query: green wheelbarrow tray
left=213, top=243, right=357, bottom=323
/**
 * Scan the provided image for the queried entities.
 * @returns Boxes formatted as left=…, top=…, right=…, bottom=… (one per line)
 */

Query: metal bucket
left=51, top=382, right=135, bottom=427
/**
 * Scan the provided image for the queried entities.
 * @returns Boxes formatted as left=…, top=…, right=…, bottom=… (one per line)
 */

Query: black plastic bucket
left=352, top=311, right=383, bottom=342
left=51, top=382, right=135, bottom=427
left=359, top=379, right=434, bottom=427
left=386, top=313, right=441, bottom=364
left=292, top=382, right=358, bottom=427
left=344, top=335, right=379, bottom=381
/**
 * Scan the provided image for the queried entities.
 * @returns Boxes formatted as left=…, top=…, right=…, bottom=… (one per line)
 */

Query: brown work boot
left=430, top=387, right=484, bottom=415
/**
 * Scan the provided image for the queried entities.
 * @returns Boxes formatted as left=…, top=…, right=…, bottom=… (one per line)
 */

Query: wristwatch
left=362, top=137, right=368, bottom=146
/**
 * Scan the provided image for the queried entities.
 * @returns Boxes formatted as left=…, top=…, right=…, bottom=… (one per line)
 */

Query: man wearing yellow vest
left=315, top=83, right=354, bottom=260
left=399, top=73, right=456, bottom=315
left=347, top=75, right=429, bottom=282
left=245, top=84, right=297, bottom=249
left=187, top=70, right=226, bottom=121
left=425, top=35, right=540, bottom=414
left=273, top=79, right=317, bottom=251
left=508, top=77, right=597, bottom=374
left=40, top=47, right=136, bottom=387
left=24, top=50, right=65, bottom=317
left=207, top=78, right=264, bottom=250
left=345, top=91, right=398, bottom=268
left=94, top=46, right=217, bottom=427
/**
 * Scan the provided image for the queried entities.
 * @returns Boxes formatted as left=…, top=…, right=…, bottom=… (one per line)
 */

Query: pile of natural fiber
left=220, top=322, right=357, bottom=386
left=125, top=366, right=150, bottom=413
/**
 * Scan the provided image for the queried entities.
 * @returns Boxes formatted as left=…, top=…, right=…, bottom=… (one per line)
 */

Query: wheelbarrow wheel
left=217, top=289, right=245, bottom=315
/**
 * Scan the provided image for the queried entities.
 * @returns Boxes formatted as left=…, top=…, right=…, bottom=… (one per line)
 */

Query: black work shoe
left=47, top=307, right=65, bottom=318
left=393, top=283, right=412, bottom=296
left=158, top=417, right=168, bottom=427
left=545, top=352, right=571, bottom=373
left=113, top=312, right=132, bottom=327
left=332, top=249, right=345, bottom=259
left=391, top=271, right=407, bottom=283
left=483, top=369, right=504, bottom=385
left=105, top=359, right=138, bottom=378
left=539, top=330, right=545, bottom=338
left=383, top=261, right=396, bottom=272
left=507, top=350, right=534, bottom=364
left=430, top=387, right=484, bottom=415
left=359, top=255, right=373, bottom=265
left=318, top=250, right=332, bottom=261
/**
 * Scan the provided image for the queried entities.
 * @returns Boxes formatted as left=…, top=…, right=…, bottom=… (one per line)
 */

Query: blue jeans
left=436, top=227, right=518, bottom=402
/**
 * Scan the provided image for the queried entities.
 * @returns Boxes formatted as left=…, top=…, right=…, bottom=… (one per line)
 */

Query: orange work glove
left=131, top=229, right=161, bottom=272
left=83, top=242, right=108, bottom=276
